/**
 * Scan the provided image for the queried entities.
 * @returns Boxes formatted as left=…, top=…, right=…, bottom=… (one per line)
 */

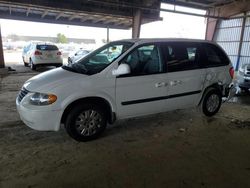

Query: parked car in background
left=22, top=42, right=63, bottom=70
left=17, top=39, right=234, bottom=142
left=68, top=49, right=90, bottom=64
left=237, top=64, right=250, bottom=92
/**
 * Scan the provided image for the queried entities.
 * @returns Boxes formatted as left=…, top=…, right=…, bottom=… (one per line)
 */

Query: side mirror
left=112, top=64, right=131, bottom=76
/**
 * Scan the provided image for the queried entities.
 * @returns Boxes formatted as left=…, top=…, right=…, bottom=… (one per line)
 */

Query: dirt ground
left=0, top=64, right=250, bottom=188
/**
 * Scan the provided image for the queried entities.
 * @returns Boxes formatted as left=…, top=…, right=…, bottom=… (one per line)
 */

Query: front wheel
left=202, top=88, right=222, bottom=117
left=65, top=103, right=107, bottom=141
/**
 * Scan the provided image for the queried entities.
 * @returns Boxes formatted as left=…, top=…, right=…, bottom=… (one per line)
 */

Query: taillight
left=57, top=51, right=62, bottom=56
left=34, top=51, right=42, bottom=55
left=229, top=67, right=234, bottom=79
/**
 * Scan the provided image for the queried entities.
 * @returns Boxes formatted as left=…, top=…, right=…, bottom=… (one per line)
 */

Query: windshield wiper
left=62, top=64, right=89, bottom=75
left=72, top=63, right=88, bottom=73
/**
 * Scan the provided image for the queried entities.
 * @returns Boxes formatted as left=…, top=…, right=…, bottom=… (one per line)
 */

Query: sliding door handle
left=170, top=80, right=182, bottom=86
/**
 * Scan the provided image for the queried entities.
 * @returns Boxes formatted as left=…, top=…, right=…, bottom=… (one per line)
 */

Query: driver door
left=115, top=43, right=168, bottom=119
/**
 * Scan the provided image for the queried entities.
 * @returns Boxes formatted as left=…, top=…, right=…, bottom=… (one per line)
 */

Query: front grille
left=18, top=87, right=29, bottom=102
left=246, top=66, right=250, bottom=73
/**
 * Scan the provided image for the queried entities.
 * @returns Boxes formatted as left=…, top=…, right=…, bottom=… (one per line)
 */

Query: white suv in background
left=22, top=42, right=63, bottom=70
left=17, top=39, right=234, bottom=141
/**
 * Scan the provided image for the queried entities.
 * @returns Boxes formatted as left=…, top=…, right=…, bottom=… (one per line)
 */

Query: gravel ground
left=0, top=64, right=250, bottom=188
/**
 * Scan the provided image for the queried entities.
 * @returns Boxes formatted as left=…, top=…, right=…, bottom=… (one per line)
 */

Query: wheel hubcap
left=75, top=110, right=102, bottom=136
left=206, top=94, right=220, bottom=113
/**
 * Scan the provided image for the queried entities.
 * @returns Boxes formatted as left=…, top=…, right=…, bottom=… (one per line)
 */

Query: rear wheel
left=30, top=59, right=36, bottom=70
left=65, top=103, right=107, bottom=141
left=202, top=88, right=222, bottom=117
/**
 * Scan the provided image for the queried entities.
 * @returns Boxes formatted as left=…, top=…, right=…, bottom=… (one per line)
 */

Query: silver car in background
left=68, top=49, right=90, bottom=64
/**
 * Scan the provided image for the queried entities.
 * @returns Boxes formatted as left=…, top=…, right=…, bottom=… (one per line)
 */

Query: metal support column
left=205, top=9, right=218, bottom=41
left=132, top=9, right=142, bottom=39
left=235, top=12, right=246, bottom=71
left=107, top=27, right=110, bottom=43
left=0, top=25, right=5, bottom=68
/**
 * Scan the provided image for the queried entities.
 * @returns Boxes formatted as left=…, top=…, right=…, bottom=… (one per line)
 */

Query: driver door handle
left=155, top=82, right=167, bottom=88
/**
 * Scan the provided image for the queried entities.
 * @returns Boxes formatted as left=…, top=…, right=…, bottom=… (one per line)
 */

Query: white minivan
left=16, top=39, right=234, bottom=141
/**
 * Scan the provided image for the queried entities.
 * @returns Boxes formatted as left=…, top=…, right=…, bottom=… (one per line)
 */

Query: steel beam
left=217, top=1, right=250, bottom=18
left=26, top=7, right=30, bottom=16
left=55, top=12, right=64, bottom=20
left=41, top=10, right=48, bottom=18
left=68, top=13, right=79, bottom=21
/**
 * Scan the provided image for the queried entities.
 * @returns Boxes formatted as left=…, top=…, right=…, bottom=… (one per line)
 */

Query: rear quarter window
left=163, top=42, right=201, bottom=72
left=202, top=43, right=230, bottom=67
left=36, top=45, right=58, bottom=51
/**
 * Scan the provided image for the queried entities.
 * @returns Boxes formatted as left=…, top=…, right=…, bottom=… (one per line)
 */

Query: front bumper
left=16, top=96, right=62, bottom=131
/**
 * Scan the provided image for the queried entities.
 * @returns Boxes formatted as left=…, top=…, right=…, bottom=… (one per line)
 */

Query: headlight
left=239, top=66, right=245, bottom=75
left=30, top=93, right=57, bottom=105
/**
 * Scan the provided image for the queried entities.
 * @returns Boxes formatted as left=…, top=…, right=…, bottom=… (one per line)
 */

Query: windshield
left=63, top=41, right=134, bottom=75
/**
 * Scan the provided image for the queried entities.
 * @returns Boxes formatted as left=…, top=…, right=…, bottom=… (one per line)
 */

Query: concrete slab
left=0, top=67, right=8, bottom=76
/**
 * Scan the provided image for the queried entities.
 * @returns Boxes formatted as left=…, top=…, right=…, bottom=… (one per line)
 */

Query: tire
left=65, top=103, right=107, bottom=142
left=30, top=59, right=36, bottom=70
left=202, top=88, right=222, bottom=117
left=23, top=57, right=29, bottom=67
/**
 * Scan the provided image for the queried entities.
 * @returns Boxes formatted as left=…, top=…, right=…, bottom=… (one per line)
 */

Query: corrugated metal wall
left=213, top=12, right=250, bottom=70
left=213, top=14, right=243, bottom=68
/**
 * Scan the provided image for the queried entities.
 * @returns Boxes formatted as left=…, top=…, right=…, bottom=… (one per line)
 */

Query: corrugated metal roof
left=161, top=0, right=235, bottom=10
left=0, top=0, right=161, bottom=29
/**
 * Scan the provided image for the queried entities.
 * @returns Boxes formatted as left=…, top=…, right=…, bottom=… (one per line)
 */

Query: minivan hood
left=23, top=68, right=86, bottom=92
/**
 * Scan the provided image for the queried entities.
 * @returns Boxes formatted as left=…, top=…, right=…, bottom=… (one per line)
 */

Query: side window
left=165, top=43, right=200, bottom=72
left=121, top=44, right=163, bottom=76
left=203, top=43, right=229, bottom=67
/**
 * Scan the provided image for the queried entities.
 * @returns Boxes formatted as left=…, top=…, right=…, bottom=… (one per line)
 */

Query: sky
left=0, top=3, right=206, bottom=42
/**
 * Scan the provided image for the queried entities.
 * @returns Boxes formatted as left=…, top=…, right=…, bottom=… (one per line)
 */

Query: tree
left=56, top=33, right=68, bottom=43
